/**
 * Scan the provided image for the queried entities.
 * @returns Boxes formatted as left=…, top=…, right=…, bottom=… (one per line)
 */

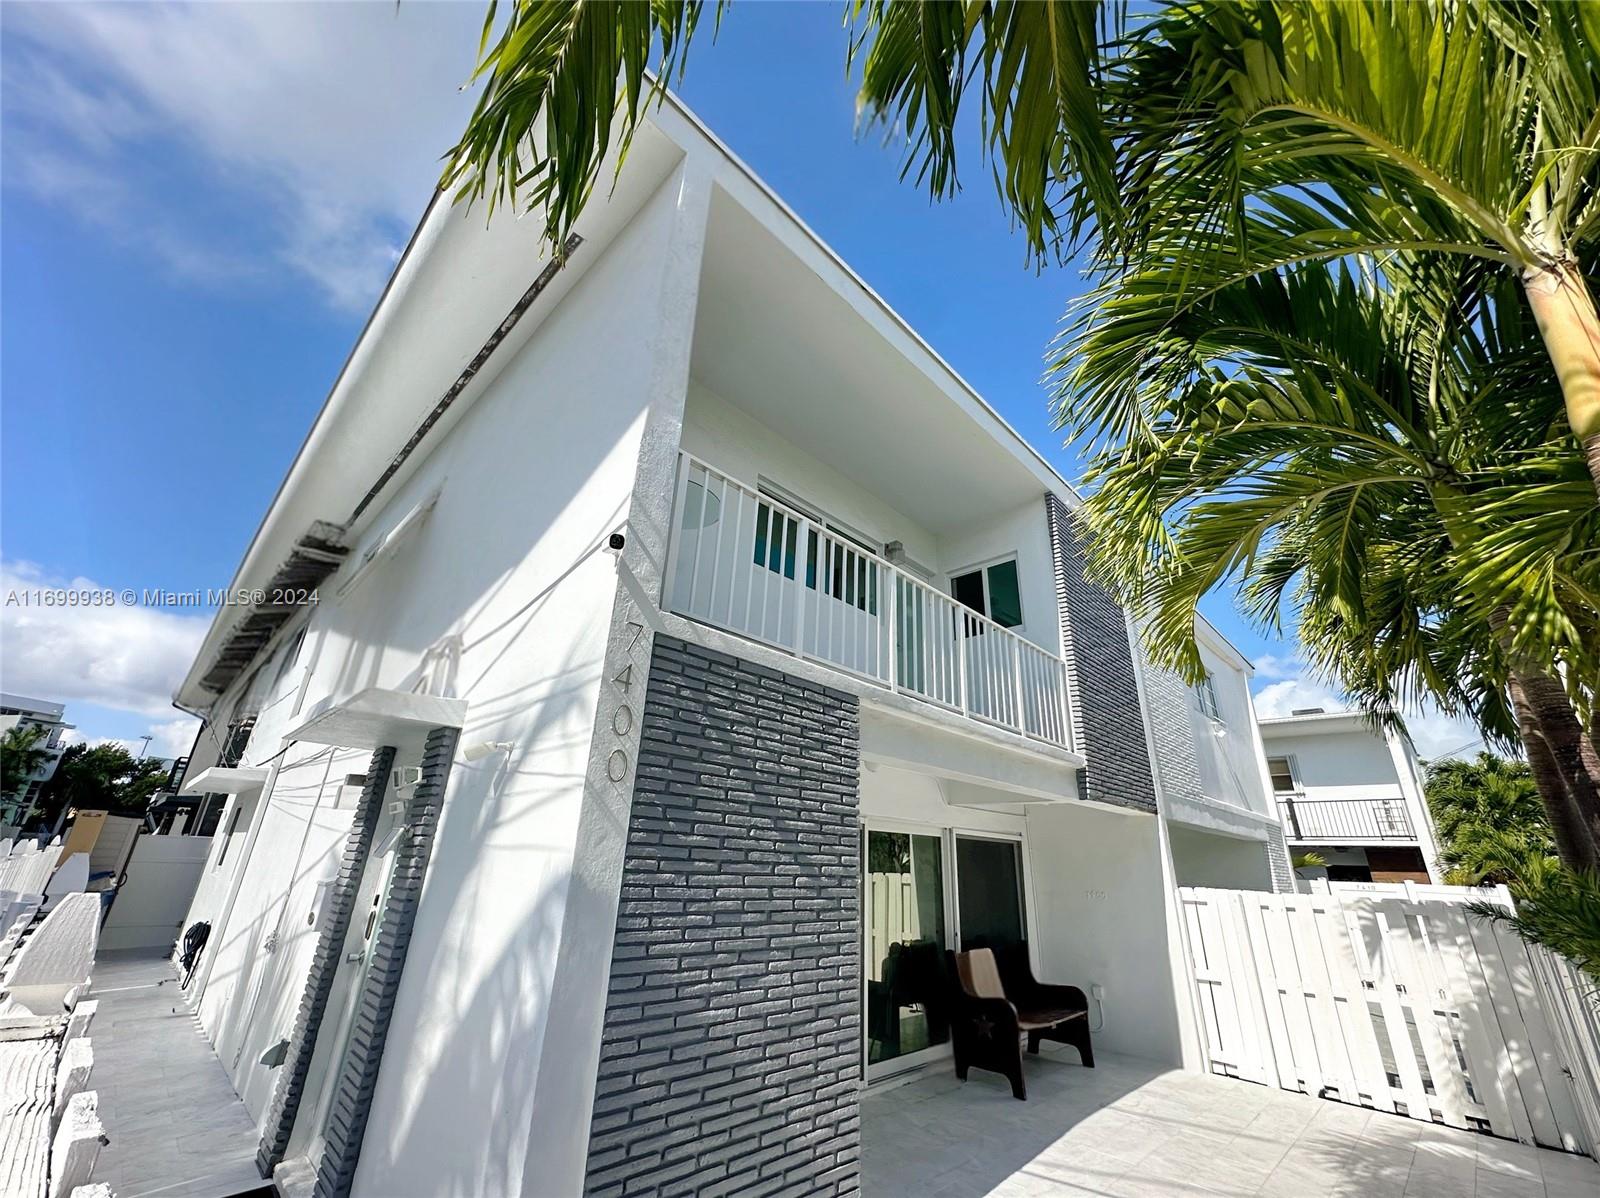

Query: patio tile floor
left=863, top=1047, right=1599, bottom=1198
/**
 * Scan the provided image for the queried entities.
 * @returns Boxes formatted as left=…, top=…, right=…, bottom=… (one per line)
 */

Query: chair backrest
left=954, top=948, right=1007, bottom=1000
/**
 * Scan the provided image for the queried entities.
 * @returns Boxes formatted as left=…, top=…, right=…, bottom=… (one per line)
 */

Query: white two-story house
left=169, top=92, right=1282, bottom=1198
left=1259, top=709, right=1444, bottom=885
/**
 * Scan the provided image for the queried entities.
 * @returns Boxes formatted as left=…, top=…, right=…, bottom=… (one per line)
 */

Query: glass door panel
left=864, top=829, right=951, bottom=1071
left=954, top=835, right=1026, bottom=954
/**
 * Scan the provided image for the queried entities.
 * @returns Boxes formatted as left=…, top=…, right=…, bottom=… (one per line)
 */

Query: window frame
left=1195, top=672, right=1222, bottom=722
left=1266, top=754, right=1301, bottom=796
left=751, top=480, right=885, bottom=615
left=945, top=552, right=1025, bottom=632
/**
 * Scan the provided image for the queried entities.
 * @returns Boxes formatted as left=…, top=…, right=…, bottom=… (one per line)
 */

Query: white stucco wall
left=1167, top=824, right=1272, bottom=891
left=1263, top=727, right=1403, bottom=802
left=1024, top=801, right=1189, bottom=1065
left=179, top=162, right=703, bottom=1197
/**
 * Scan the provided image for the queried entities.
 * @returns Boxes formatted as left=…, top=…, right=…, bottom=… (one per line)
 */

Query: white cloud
left=1252, top=670, right=1483, bottom=762
left=1252, top=676, right=1345, bottom=719
left=0, top=560, right=208, bottom=718
left=1249, top=653, right=1305, bottom=683
left=2, top=2, right=486, bottom=310
left=68, top=718, right=203, bottom=763
left=1399, top=708, right=1484, bottom=764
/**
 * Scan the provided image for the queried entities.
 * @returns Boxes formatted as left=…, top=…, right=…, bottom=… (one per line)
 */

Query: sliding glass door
left=862, top=824, right=1034, bottom=1081
left=863, top=827, right=952, bottom=1077
left=953, top=835, right=1027, bottom=955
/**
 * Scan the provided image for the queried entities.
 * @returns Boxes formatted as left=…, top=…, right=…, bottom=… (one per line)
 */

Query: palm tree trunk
left=1522, top=259, right=1600, bottom=495
left=1508, top=676, right=1599, bottom=874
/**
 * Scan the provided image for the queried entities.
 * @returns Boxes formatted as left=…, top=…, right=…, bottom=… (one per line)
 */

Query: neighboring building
left=1141, top=627, right=1296, bottom=894
left=1258, top=708, right=1444, bottom=885
left=0, top=693, right=73, bottom=824
left=169, top=94, right=1277, bottom=1198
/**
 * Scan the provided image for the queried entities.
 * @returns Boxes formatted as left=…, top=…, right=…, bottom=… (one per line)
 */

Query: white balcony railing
left=664, top=452, right=1074, bottom=750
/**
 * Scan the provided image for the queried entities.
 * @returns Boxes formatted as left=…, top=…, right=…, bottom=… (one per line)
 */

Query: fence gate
left=1176, top=883, right=1600, bottom=1157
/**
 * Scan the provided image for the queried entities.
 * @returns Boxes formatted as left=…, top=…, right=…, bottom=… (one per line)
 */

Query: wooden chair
left=949, top=946, right=1092, bottom=1100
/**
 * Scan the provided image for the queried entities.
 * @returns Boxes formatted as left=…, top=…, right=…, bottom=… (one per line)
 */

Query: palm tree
left=1427, top=753, right=1551, bottom=876
left=445, top=2, right=1600, bottom=491
left=0, top=724, right=51, bottom=806
left=1062, top=245, right=1599, bottom=868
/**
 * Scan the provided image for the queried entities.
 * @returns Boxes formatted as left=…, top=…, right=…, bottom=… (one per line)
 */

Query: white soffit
left=286, top=688, right=467, bottom=751
left=180, top=767, right=270, bottom=795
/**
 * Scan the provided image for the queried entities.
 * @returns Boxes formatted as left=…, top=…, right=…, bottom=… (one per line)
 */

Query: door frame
left=861, top=817, right=957, bottom=1083
left=859, top=816, right=1044, bottom=1084
left=949, top=829, right=1042, bottom=960
left=286, top=800, right=403, bottom=1166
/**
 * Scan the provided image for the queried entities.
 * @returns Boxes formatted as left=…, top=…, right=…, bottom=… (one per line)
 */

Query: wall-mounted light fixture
left=460, top=740, right=515, bottom=764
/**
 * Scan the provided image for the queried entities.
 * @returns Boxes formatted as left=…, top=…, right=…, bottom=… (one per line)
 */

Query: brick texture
left=1133, top=647, right=1209, bottom=811
left=257, top=745, right=394, bottom=1175
left=314, top=725, right=461, bottom=1198
left=1044, top=496, right=1156, bottom=811
left=1264, top=827, right=1295, bottom=893
left=583, top=635, right=862, bottom=1198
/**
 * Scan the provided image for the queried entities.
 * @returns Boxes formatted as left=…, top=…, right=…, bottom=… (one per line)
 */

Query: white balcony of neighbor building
left=665, top=452, right=1072, bottom=749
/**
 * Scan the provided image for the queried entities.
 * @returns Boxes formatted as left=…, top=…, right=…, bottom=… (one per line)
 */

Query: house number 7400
left=606, top=618, right=647, bottom=783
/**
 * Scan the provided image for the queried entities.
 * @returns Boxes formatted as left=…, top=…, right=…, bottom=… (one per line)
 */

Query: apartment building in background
left=0, top=692, right=73, bottom=824
left=1258, top=708, right=1444, bottom=885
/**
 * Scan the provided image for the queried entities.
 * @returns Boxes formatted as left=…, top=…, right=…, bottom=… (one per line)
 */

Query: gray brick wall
left=1132, top=646, right=1208, bottom=810
left=1044, top=495, right=1156, bottom=812
left=1264, top=825, right=1296, bottom=893
left=584, top=635, right=862, bottom=1198
left=315, top=725, right=460, bottom=1198
left=258, top=746, right=394, bottom=1175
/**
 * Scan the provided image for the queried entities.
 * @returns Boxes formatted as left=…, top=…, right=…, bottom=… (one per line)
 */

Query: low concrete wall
left=101, top=834, right=213, bottom=951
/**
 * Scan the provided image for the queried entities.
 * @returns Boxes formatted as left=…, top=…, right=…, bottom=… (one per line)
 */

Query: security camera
left=606, top=531, right=626, bottom=552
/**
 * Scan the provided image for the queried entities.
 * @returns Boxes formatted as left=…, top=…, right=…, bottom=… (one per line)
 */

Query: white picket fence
left=1177, top=883, right=1600, bottom=1158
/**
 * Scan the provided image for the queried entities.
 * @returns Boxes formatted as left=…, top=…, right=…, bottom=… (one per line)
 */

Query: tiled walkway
left=864, top=1048, right=1600, bottom=1197
left=87, top=949, right=263, bottom=1198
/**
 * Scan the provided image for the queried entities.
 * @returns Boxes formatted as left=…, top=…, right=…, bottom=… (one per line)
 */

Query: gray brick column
left=257, top=745, right=394, bottom=1175
left=583, top=636, right=862, bottom=1197
left=313, top=725, right=460, bottom=1198
left=1045, top=495, right=1157, bottom=811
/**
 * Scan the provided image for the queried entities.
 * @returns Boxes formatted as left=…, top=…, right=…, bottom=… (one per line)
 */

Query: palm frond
left=441, top=0, right=722, bottom=250
left=848, top=0, right=1122, bottom=262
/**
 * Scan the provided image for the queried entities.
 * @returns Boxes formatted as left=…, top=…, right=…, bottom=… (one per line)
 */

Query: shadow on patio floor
left=863, top=1047, right=1600, bottom=1197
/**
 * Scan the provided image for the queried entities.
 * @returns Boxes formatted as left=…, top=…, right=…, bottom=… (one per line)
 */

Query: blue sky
left=0, top=2, right=1478, bottom=759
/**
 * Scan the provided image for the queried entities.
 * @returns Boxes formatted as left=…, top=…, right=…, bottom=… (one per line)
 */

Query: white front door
left=288, top=801, right=401, bottom=1164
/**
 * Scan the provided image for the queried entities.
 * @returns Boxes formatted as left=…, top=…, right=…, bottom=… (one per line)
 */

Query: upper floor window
left=752, top=492, right=880, bottom=616
left=1195, top=673, right=1221, bottom=721
left=950, top=558, right=1023, bottom=629
left=1266, top=756, right=1299, bottom=795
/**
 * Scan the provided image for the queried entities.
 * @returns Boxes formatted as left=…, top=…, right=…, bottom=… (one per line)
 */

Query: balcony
left=664, top=453, right=1073, bottom=750
left=1277, top=794, right=1416, bottom=841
